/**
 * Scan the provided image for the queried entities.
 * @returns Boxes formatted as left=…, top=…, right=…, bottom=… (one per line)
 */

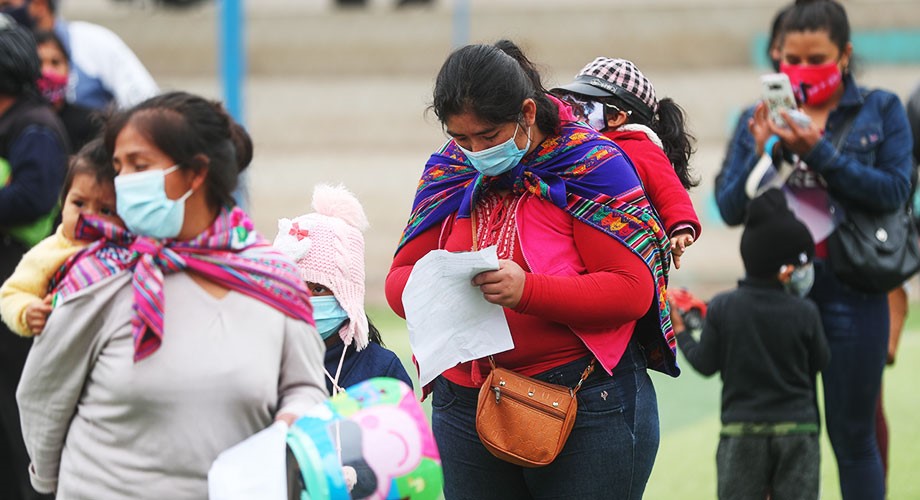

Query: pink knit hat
left=273, top=184, right=370, bottom=349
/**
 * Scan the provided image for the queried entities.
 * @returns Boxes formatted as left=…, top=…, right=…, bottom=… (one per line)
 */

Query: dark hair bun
left=208, top=100, right=253, bottom=173
left=228, top=121, right=253, bottom=173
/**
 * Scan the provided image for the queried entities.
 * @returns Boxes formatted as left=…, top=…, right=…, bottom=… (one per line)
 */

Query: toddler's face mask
left=310, top=295, right=349, bottom=340
left=783, top=262, right=815, bottom=298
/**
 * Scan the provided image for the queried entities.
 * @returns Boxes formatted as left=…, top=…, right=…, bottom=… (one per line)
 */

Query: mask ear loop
left=514, top=111, right=533, bottom=153
left=164, top=164, right=196, bottom=202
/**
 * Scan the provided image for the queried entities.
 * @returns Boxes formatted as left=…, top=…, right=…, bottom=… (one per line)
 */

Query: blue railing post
left=220, top=0, right=248, bottom=208
left=452, top=0, right=470, bottom=49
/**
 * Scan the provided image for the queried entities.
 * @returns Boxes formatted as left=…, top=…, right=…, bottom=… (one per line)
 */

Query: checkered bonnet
left=273, top=184, right=370, bottom=350
left=575, top=57, right=658, bottom=121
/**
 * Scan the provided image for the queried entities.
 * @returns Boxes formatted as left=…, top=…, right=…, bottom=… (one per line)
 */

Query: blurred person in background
left=16, top=92, right=326, bottom=498
left=2, top=0, right=159, bottom=110
left=334, top=0, right=432, bottom=8
left=34, top=30, right=98, bottom=151
left=877, top=78, right=920, bottom=485
left=386, top=39, right=676, bottom=499
left=552, top=57, right=701, bottom=269
left=715, top=1, right=913, bottom=498
left=0, top=13, right=65, bottom=500
left=908, top=83, right=920, bottom=166
left=891, top=81, right=920, bottom=369
left=714, top=2, right=792, bottom=206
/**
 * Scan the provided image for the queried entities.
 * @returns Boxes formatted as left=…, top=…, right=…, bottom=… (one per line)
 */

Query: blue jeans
left=810, top=260, right=888, bottom=500
left=431, top=342, right=659, bottom=500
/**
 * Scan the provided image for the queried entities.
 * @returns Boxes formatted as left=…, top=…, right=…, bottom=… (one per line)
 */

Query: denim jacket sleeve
left=802, top=90, right=913, bottom=213
left=715, top=106, right=758, bottom=226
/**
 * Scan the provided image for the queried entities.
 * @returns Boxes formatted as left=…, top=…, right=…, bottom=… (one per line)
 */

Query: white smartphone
left=760, top=73, right=810, bottom=128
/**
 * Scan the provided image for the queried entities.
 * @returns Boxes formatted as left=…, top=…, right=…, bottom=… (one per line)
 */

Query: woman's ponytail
left=493, top=39, right=560, bottom=135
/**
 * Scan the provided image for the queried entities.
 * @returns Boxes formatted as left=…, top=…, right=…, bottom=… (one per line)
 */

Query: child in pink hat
left=273, top=184, right=412, bottom=396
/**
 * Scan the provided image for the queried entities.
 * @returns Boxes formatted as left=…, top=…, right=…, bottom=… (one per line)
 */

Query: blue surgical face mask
left=114, top=165, right=193, bottom=239
left=310, top=295, right=349, bottom=340
left=457, top=122, right=531, bottom=177
left=784, top=263, right=815, bottom=298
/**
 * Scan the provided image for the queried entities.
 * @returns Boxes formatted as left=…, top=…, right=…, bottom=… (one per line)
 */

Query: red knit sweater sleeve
left=513, top=220, right=654, bottom=329
left=385, top=224, right=442, bottom=319
left=613, top=133, right=702, bottom=238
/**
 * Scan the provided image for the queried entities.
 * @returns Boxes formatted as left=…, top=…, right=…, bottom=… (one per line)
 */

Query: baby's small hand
left=25, top=295, right=53, bottom=335
left=669, top=231, right=695, bottom=269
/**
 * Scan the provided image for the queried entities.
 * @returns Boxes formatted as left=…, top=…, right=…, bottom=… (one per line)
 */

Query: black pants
left=716, top=433, right=820, bottom=500
left=0, top=237, right=53, bottom=500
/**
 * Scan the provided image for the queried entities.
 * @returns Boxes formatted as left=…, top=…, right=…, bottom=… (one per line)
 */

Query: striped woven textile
left=398, top=123, right=679, bottom=376
left=50, top=207, right=314, bottom=362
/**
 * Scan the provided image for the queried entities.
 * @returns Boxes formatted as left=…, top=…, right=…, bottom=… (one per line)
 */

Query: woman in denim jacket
left=714, top=1, right=912, bottom=498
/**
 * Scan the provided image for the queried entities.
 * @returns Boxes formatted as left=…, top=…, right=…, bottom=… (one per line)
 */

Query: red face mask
left=780, top=61, right=842, bottom=106
left=37, top=69, right=68, bottom=107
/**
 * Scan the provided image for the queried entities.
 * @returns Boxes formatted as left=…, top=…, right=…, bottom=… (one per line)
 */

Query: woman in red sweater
left=553, top=58, right=701, bottom=269
left=386, top=40, right=677, bottom=500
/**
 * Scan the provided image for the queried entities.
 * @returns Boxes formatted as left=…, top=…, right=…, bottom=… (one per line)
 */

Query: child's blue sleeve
left=385, top=352, right=414, bottom=390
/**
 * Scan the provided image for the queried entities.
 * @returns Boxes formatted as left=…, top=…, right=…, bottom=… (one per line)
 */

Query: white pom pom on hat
left=272, top=184, right=370, bottom=349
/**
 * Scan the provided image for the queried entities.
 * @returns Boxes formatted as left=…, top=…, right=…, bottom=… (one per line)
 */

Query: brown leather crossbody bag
left=475, top=357, right=595, bottom=467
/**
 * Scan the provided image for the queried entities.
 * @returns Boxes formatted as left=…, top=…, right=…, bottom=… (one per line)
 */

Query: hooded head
left=741, top=188, right=815, bottom=279
left=273, top=184, right=370, bottom=349
left=0, top=14, right=40, bottom=97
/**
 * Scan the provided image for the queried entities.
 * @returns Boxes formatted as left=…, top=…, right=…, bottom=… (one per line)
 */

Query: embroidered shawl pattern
left=51, top=207, right=315, bottom=362
left=398, top=124, right=678, bottom=376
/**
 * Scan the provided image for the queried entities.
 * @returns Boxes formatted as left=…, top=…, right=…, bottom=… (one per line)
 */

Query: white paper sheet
left=402, top=246, right=514, bottom=387
left=208, top=421, right=289, bottom=500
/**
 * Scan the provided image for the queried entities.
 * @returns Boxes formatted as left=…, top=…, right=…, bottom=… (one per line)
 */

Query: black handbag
left=824, top=98, right=920, bottom=293
left=826, top=205, right=920, bottom=293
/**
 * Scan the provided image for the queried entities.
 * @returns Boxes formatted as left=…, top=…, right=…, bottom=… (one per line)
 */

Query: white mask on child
left=783, top=263, right=815, bottom=298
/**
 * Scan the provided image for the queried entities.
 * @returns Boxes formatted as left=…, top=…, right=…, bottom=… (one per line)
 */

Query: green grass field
left=368, top=304, right=920, bottom=499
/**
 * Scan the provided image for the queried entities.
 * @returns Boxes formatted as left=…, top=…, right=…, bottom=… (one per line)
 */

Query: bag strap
left=829, top=88, right=877, bottom=149
left=829, top=108, right=859, bottom=150
left=825, top=89, right=872, bottom=217
left=489, top=355, right=596, bottom=394
left=471, top=209, right=479, bottom=251
left=475, top=195, right=598, bottom=393
left=572, top=359, right=596, bottom=395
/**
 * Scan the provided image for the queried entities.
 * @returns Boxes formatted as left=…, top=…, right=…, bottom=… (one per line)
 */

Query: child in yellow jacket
left=0, top=139, right=122, bottom=336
